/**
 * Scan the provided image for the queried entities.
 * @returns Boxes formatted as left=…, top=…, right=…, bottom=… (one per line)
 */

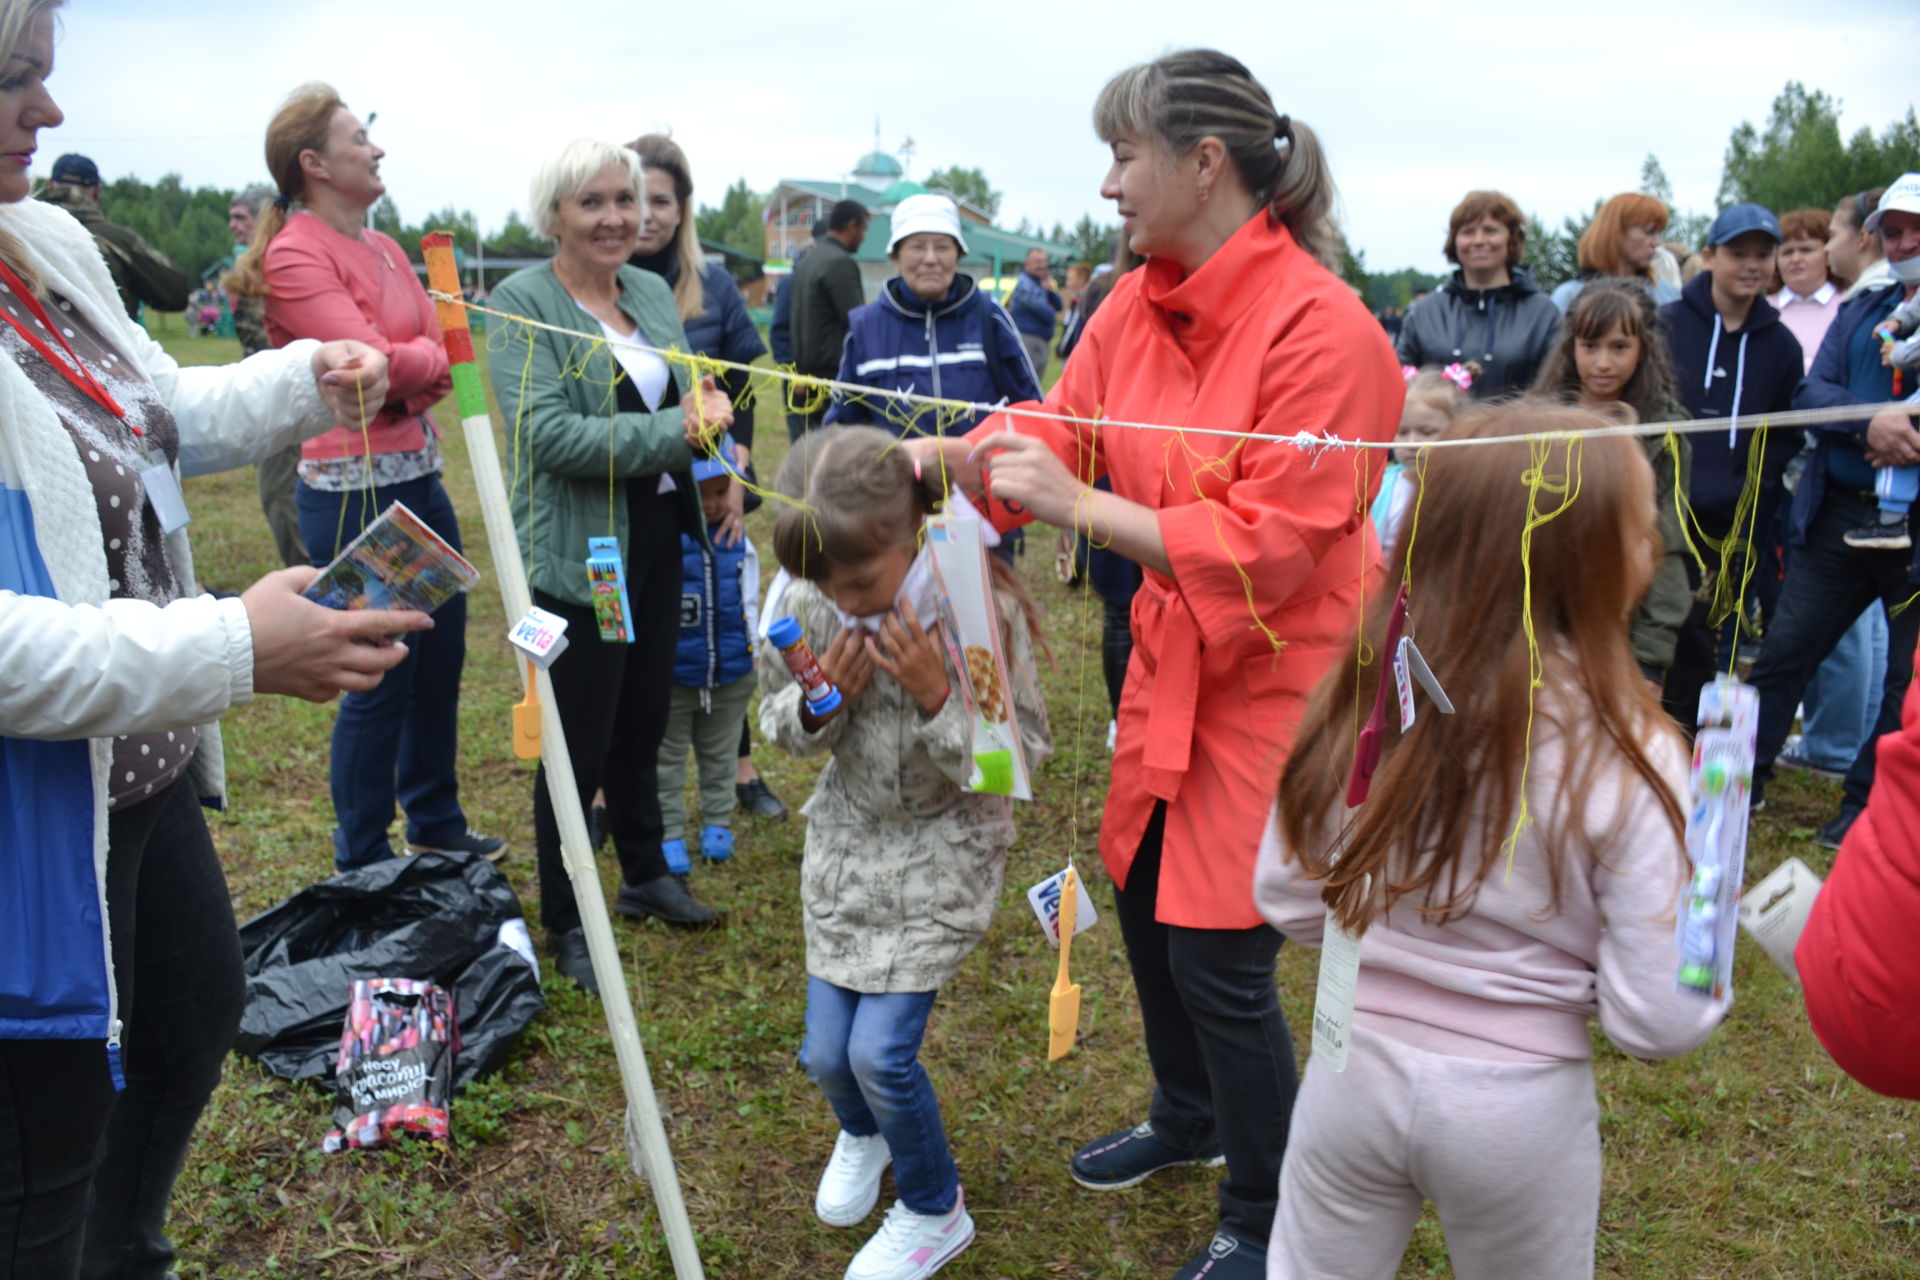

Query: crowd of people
left=2, top=4, right=1916, bottom=1278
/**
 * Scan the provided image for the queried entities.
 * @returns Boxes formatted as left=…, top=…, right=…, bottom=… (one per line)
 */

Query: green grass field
left=149, top=312, right=1918, bottom=1279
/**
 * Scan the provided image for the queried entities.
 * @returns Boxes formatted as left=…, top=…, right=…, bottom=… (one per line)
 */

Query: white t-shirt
left=579, top=302, right=676, bottom=491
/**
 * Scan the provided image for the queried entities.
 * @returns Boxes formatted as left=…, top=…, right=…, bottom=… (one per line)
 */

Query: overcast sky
left=39, top=0, right=1917, bottom=274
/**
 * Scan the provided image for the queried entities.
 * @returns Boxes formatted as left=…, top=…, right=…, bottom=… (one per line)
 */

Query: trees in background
left=1720, top=83, right=1920, bottom=215
left=78, top=82, right=1920, bottom=308
left=95, top=175, right=234, bottom=281
left=924, top=165, right=1001, bottom=218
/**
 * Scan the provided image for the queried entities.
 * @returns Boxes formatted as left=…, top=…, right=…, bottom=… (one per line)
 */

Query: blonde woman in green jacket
left=489, top=139, right=734, bottom=990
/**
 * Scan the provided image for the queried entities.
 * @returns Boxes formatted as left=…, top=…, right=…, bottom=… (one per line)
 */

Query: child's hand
left=817, top=626, right=876, bottom=705
left=868, top=600, right=950, bottom=716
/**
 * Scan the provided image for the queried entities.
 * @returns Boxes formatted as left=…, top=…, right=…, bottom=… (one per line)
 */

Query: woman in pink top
left=1772, top=207, right=1845, bottom=374
left=230, top=83, right=499, bottom=871
left=1253, top=405, right=1727, bottom=1280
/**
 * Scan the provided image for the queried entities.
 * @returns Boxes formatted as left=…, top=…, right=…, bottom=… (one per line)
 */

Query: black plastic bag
left=236, top=850, right=543, bottom=1090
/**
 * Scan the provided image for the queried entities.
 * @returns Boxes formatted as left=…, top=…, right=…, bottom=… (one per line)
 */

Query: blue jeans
left=296, top=473, right=470, bottom=869
left=1800, top=605, right=1889, bottom=771
left=799, top=979, right=958, bottom=1215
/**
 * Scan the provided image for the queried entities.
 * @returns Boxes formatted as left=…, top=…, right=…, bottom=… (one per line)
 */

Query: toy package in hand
left=926, top=512, right=1033, bottom=800
left=302, top=501, right=479, bottom=615
left=1676, top=677, right=1758, bottom=1000
left=322, top=978, right=456, bottom=1153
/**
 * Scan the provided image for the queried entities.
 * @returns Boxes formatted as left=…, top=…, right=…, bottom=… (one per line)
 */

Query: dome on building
left=853, top=150, right=904, bottom=179
left=880, top=179, right=927, bottom=206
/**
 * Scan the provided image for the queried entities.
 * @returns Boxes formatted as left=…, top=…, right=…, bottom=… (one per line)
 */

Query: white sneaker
left=816, top=1130, right=892, bottom=1227
left=844, top=1193, right=975, bottom=1280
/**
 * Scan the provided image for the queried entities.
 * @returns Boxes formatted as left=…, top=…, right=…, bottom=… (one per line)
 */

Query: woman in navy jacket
left=826, top=193, right=1041, bottom=437
left=626, top=134, right=790, bottom=822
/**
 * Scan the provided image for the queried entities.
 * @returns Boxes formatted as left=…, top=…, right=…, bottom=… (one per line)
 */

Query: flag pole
left=422, top=232, right=705, bottom=1279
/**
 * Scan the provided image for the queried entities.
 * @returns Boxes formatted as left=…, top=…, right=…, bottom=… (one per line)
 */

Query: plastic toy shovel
left=1048, top=867, right=1082, bottom=1061
left=512, top=658, right=542, bottom=760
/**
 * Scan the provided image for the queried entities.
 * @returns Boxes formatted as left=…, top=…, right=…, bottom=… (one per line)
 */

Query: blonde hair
left=529, top=139, right=643, bottom=241
left=1404, top=369, right=1466, bottom=419
left=1093, top=49, right=1338, bottom=268
left=224, top=82, right=344, bottom=298
left=626, top=134, right=705, bottom=324
left=0, top=0, right=64, bottom=296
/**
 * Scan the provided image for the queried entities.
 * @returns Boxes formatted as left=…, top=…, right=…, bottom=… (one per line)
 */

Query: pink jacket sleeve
left=263, top=232, right=450, bottom=413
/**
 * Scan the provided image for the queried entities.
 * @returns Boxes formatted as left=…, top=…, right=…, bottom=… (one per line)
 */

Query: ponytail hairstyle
left=626, top=133, right=705, bottom=324
left=224, top=82, right=344, bottom=298
left=770, top=425, right=1046, bottom=653
left=1092, top=49, right=1339, bottom=270
left=1529, top=278, right=1678, bottom=428
left=1833, top=187, right=1887, bottom=278
left=0, top=0, right=64, bottom=297
left=1403, top=369, right=1468, bottom=424
left=1277, top=402, right=1685, bottom=934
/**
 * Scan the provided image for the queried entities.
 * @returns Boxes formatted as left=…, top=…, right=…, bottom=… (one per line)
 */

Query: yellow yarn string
left=1502, top=432, right=1584, bottom=873
left=512, top=323, right=537, bottom=579
left=1066, top=413, right=1103, bottom=868
left=330, top=372, right=377, bottom=560
left=1721, top=418, right=1772, bottom=671
left=1664, top=430, right=1710, bottom=581
left=1400, top=445, right=1431, bottom=592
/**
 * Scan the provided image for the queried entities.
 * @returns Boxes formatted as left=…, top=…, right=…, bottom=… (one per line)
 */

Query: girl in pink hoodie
left=1254, top=403, right=1729, bottom=1280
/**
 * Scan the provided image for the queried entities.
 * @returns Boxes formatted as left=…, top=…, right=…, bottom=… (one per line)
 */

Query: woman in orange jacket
left=917, top=49, right=1403, bottom=1279
left=1797, top=636, right=1920, bottom=1102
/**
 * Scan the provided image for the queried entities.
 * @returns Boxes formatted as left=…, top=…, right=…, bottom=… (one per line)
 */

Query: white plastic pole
left=422, top=233, right=704, bottom=1279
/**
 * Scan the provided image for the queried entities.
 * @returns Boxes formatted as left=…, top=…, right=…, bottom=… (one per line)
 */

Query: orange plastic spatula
left=512, top=658, right=541, bottom=760
left=1048, top=866, right=1082, bottom=1061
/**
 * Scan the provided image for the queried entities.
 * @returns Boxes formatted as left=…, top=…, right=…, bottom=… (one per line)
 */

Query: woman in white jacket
left=0, top=5, right=429, bottom=1274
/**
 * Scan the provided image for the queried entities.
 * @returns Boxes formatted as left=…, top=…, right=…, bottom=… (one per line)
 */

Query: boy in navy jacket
left=656, top=436, right=760, bottom=871
left=1657, top=203, right=1803, bottom=721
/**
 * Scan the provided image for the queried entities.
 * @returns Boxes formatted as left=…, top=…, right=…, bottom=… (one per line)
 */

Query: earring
left=1198, top=185, right=1210, bottom=203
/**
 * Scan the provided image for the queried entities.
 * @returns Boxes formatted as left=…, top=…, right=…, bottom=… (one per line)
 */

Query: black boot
left=615, top=874, right=723, bottom=927
left=735, top=778, right=789, bottom=821
left=550, top=927, right=598, bottom=994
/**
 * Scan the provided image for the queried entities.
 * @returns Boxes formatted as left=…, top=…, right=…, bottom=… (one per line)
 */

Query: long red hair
left=1276, top=402, right=1685, bottom=933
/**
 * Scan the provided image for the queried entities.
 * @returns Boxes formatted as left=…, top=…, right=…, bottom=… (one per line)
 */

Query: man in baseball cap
left=38, top=152, right=191, bottom=319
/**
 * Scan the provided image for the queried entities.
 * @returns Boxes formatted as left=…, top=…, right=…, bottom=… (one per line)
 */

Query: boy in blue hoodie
left=1657, top=203, right=1804, bottom=722
left=656, top=436, right=760, bottom=871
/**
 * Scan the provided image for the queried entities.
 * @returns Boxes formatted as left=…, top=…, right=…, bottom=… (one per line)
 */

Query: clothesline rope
left=434, top=291, right=1920, bottom=451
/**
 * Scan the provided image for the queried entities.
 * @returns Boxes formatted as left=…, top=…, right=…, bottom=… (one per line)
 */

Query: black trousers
left=1750, top=489, right=1920, bottom=813
left=1662, top=490, right=1783, bottom=728
left=1101, top=599, right=1136, bottom=718
left=0, top=777, right=245, bottom=1280
left=533, top=495, right=683, bottom=935
left=1111, top=805, right=1297, bottom=1244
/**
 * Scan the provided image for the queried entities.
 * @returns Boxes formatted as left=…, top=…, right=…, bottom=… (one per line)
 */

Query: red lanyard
left=0, top=260, right=129, bottom=423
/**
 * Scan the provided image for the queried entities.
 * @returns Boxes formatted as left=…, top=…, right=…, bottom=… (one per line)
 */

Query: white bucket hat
left=887, top=193, right=968, bottom=255
left=1863, top=172, right=1920, bottom=234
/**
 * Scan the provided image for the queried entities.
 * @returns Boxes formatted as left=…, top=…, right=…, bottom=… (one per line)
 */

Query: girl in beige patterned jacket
left=758, top=426, right=1050, bottom=1280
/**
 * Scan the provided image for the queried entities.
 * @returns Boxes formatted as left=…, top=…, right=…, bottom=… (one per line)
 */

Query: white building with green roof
left=765, top=149, right=1073, bottom=302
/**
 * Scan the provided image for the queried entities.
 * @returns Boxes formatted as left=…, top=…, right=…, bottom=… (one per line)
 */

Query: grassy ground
left=149, top=311, right=1918, bottom=1279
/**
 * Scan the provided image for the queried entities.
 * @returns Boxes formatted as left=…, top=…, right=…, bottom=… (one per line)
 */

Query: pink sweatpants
left=1268, top=1030, right=1601, bottom=1279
